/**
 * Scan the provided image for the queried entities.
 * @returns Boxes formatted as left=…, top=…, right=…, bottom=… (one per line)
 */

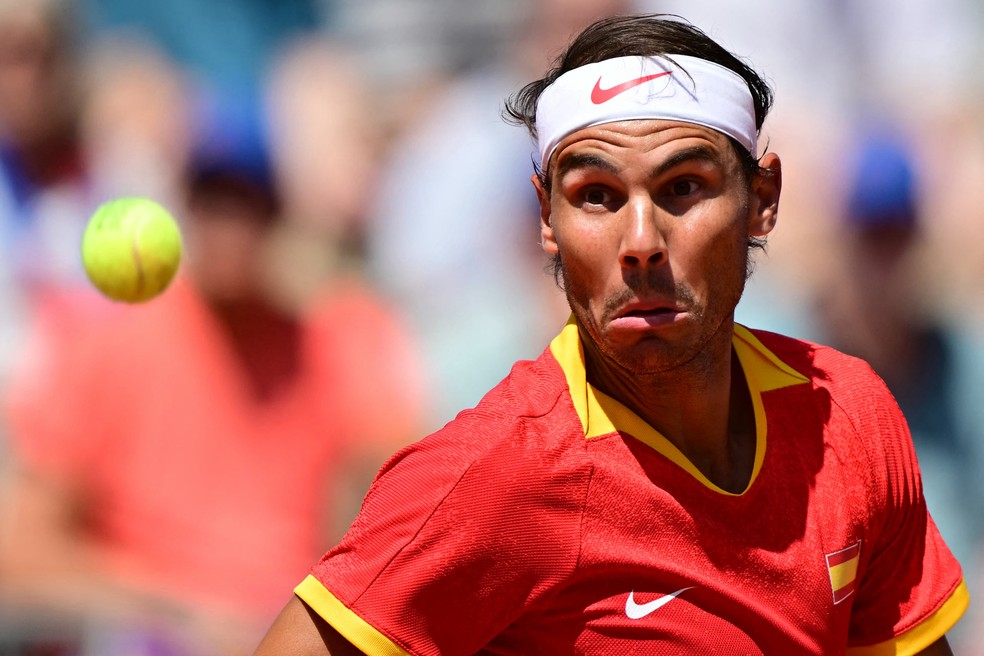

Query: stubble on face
left=558, top=214, right=750, bottom=378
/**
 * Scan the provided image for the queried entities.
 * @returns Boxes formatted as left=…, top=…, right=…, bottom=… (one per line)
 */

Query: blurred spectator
left=0, top=0, right=87, bottom=281
left=0, top=80, right=426, bottom=654
left=811, top=128, right=984, bottom=651
left=260, top=36, right=381, bottom=313
left=915, top=102, right=984, bottom=334
left=80, top=36, right=194, bottom=214
left=79, top=0, right=330, bottom=99
left=0, top=0, right=91, bottom=395
left=0, top=0, right=91, bottom=290
left=364, top=0, right=630, bottom=429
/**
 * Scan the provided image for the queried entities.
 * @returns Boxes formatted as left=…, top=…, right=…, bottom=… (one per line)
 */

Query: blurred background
left=0, top=0, right=981, bottom=654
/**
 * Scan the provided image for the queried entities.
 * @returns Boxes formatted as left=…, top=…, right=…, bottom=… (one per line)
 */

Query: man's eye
left=670, top=180, right=699, bottom=196
left=583, top=188, right=610, bottom=205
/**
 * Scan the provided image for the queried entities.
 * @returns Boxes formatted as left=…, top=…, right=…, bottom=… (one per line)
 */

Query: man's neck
left=581, top=326, right=755, bottom=492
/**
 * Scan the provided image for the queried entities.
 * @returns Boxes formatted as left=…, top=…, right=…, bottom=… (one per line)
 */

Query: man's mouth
left=623, top=307, right=676, bottom=317
left=610, top=301, right=686, bottom=329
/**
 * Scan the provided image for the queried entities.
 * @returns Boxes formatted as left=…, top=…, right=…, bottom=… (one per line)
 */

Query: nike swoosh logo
left=625, top=587, right=694, bottom=619
left=591, top=71, right=672, bottom=104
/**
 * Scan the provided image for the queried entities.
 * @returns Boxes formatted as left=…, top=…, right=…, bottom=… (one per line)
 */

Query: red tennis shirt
left=297, top=318, right=967, bottom=655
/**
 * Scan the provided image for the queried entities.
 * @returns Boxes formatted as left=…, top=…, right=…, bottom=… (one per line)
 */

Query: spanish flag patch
left=826, top=540, right=862, bottom=604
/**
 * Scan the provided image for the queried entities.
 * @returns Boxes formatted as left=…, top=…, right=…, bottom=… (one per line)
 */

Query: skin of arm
left=253, top=596, right=361, bottom=656
left=915, top=636, right=953, bottom=656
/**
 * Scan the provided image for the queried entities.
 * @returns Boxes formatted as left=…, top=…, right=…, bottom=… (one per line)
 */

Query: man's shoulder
left=747, top=327, right=903, bottom=443
left=748, top=327, right=884, bottom=388
left=381, top=348, right=585, bottom=484
left=478, top=347, right=574, bottom=414
left=355, top=347, right=591, bottom=545
left=437, top=347, right=582, bottom=446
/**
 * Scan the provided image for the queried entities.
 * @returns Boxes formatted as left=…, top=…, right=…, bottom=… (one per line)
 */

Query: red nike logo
left=591, top=71, right=672, bottom=104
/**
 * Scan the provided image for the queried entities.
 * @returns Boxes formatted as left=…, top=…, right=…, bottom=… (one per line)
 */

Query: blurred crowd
left=0, top=0, right=981, bottom=654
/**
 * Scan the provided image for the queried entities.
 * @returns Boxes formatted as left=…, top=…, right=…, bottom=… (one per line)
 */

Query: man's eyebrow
left=650, top=144, right=726, bottom=179
left=554, top=152, right=620, bottom=180
left=552, top=144, right=728, bottom=182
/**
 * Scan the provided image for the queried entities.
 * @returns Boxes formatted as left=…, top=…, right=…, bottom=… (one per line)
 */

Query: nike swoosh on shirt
left=625, top=587, right=694, bottom=619
left=590, top=72, right=672, bottom=104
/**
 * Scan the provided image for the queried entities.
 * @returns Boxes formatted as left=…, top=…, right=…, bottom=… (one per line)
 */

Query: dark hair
left=503, top=14, right=774, bottom=285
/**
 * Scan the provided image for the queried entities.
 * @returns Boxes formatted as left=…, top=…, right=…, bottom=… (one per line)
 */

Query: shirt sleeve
left=845, top=366, right=968, bottom=654
left=297, top=417, right=591, bottom=656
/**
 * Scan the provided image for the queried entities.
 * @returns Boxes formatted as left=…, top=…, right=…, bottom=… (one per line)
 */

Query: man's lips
left=613, top=301, right=685, bottom=319
left=609, top=301, right=687, bottom=329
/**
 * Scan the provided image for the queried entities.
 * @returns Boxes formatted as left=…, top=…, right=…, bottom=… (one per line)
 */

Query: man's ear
left=532, top=173, right=559, bottom=255
left=748, top=152, right=782, bottom=237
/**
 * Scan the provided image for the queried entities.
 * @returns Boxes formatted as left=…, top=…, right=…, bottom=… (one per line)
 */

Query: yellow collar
left=549, top=316, right=809, bottom=494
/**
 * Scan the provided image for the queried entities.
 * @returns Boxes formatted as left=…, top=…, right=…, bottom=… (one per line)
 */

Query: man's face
left=534, top=119, right=780, bottom=374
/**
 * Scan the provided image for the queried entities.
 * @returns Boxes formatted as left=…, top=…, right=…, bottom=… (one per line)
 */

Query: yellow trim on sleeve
left=846, top=579, right=970, bottom=656
left=294, top=575, right=412, bottom=656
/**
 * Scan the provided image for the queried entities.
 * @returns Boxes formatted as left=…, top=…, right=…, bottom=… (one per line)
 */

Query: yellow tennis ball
left=81, top=197, right=183, bottom=303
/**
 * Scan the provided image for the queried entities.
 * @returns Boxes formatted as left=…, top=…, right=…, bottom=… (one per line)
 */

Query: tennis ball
left=81, top=197, right=183, bottom=303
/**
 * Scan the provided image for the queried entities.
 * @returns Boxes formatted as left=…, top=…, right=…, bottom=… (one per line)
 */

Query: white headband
left=535, top=55, right=757, bottom=169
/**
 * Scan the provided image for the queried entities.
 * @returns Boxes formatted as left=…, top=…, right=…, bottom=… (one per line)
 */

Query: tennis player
left=254, top=14, right=967, bottom=655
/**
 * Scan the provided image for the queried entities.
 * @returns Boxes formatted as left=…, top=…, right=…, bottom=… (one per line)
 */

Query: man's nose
left=619, top=197, right=667, bottom=268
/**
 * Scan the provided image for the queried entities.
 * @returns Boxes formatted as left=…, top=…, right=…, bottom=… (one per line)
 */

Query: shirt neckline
left=549, top=316, right=809, bottom=495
